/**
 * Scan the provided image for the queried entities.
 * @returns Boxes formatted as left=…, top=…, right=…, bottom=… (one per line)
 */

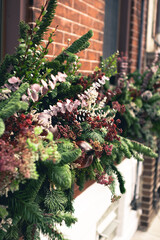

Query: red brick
left=91, top=62, right=99, bottom=70
left=77, top=50, right=86, bottom=59
left=73, top=24, right=88, bottom=36
left=84, top=0, right=105, bottom=11
left=80, top=14, right=94, bottom=28
left=93, top=20, right=104, bottom=31
left=87, top=6, right=105, bottom=22
left=90, top=40, right=103, bottom=52
left=56, top=4, right=80, bottom=22
left=86, top=51, right=97, bottom=60
left=63, top=33, right=77, bottom=45
left=32, top=8, right=41, bottom=21
left=58, top=0, right=73, bottom=7
left=53, top=43, right=67, bottom=56
left=74, top=1, right=87, bottom=14
left=92, top=31, right=104, bottom=42
left=53, top=30, right=64, bottom=44
left=80, top=61, right=91, bottom=71
left=53, top=16, right=72, bottom=32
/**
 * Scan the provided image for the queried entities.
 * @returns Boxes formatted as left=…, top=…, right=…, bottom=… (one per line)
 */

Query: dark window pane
left=103, top=0, right=119, bottom=58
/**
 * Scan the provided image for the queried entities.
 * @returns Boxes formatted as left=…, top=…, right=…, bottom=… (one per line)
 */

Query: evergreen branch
left=60, top=148, right=82, bottom=165
left=148, top=93, right=160, bottom=104
left=44, top=189, right=68, bottom=213
left=54, top=30, right=93, bottom=63
left=14, top=174, right=46, bottom=203
left=131, top=140, right=158, bottom=158
left=48, top=164, right=72, bottom=190
left=32, top=0, right=57, bottom=46
left=0, top=118, right=5, bottom=136
left=19, top=21, right=30, bottom=41
left=110, top=164, right=126, bottom=194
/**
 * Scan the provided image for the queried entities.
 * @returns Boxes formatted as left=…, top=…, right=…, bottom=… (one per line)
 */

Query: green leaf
left=60, top=148, right=82, bottom=165
left=0, top=205, right=8, bottom=218
left=51, top=165, right=72, bottom=189
left=0, top=118, right=5, bottom=136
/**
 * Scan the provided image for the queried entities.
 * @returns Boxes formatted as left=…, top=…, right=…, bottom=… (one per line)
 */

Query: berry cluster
left=97, top=173, right=113, bottom=186
left=2, top=114, right=33, bottom=146
left=57, top=124, right=77, bottom=140
left=87, top=116, right=108, bottom=129
left=112, top=101, right=125, bottom=114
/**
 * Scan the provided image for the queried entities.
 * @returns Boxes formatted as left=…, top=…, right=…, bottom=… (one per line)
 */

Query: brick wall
left=140, top=156, right=156, bottom=229
left=29, top=0, right=105, bottom=74
left=140, top=155, right=160, bottom=229
left=129, top=0, right=148, bottom=73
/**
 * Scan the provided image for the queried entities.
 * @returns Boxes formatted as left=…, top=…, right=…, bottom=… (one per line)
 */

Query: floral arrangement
left=0, top=1, right=157, bottom=239
left=101, top=53, right=160, bottom=149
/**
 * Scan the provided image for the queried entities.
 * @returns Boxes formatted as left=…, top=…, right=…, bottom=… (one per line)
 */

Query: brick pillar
left=140, top=156, right=156, bottom=229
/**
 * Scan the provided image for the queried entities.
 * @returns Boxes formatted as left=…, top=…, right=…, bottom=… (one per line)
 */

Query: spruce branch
left=54, top=30, right=93, bottom=63
left=110, top=164, right=126, bottom=194
left=32, top=0, right=57, bottom=46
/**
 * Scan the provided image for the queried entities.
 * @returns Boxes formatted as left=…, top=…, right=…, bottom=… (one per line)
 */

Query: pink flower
left=48, top=80, right=56, bottom=90
left=22, top=94, right=29, bottom=102
left=8, top=76, right=21, bottom=84
left=41, top=79, right=48, bottom=95
left=31, top=84, right=41, bottom=92
left=56, top=72, right=67, bottom=82
left=81, top=99, right=88, bottom=107
left=49, top=105, right=58, bottom=116
left=38, top=112, right=51, bottom=126
left=73, top=99, right=81, bottom=108
left=51, top=74, right=57, bottom=84
left=57, top=102, right=66, bottom=113
left=65, top=99, right=74, bottom=112
left=31, top=89, right=39, bottom=102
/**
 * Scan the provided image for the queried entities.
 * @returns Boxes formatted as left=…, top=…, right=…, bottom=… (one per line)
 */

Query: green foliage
left=60, top=148, right=82, bottom=165
left=1, top=0, right=159, bottom=239
left=81, top=130, right=105, bottom=144
left=0, top=118, right=5, bottom=136
left=100, top=52, right=118, bottom=78
left=54, top=30, right=93, bottom=63
left=44, top=189, right=68, bottom=212
left=110, top=164, right=126, bottom=194
left=19, top=21, right=30, bottom=41
left=49, top=165, right=72, bottom=190
left=32, top=0, right=57, bottom=46
left=0, top=83, right=29, bottom=120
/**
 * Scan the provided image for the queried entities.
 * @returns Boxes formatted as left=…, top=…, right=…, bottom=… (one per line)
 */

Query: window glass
left=103, top=0, right=120, bottom=58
